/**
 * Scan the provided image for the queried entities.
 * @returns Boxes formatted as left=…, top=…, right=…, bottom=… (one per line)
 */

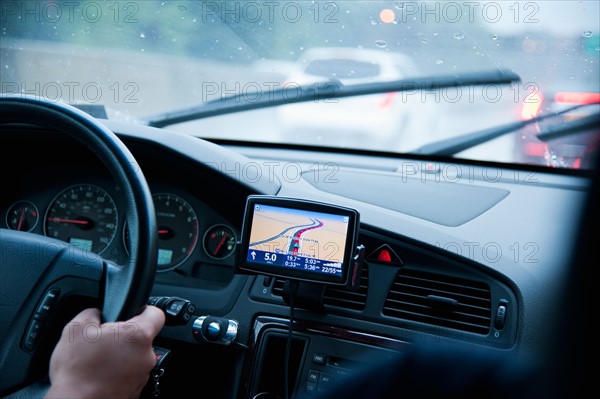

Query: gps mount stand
left=281, top=245, right=365, bottom=313
left=282, top=280, right=326, bottom=313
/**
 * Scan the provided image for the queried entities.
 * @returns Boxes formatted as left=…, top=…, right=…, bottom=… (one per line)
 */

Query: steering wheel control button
left=192, top=316, right=239, bottom=345
left=313, top=353, right=326, bottom=365
left=23, top=319, right=44, bottom=351
left=148, top=296, right=195, bottom=326
left=319, top=373, right=334, bottom=384
left=35, top=289, right=61, bottom=320
left=307, top=370, right=320, bottom=382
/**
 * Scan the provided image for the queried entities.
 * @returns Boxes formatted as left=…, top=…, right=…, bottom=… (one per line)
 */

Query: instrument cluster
left=3, top=182, right=238, bottom=273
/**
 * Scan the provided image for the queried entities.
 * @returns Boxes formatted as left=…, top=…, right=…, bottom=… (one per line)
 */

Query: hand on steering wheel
left=0, top=95, right=160, bottom=396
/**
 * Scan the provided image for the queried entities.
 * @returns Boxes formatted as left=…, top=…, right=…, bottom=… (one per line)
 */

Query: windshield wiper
left=144, top=69, right=520, bottom=128
left=414, top=102, right=600, bottom=156
left=536, top=112, right=600, bottom=142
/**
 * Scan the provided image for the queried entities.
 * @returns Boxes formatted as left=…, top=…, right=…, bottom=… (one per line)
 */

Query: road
left=288, top=219, right=324, bottom=255
left=249, top=218, right=319, bottom=248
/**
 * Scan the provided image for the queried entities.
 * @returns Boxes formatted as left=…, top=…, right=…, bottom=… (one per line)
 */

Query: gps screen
left=238, top=197, right=359, bottom=285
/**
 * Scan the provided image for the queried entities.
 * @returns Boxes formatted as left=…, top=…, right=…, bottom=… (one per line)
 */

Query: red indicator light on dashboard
left=367, top=244, right=403, bottom=265
left=377, top=249, right=393, bottom=263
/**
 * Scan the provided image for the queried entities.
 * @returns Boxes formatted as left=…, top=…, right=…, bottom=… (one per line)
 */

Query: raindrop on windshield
left=178, top=5, right=187, bottom=11
left=435, top=59, right=444, bottom=65
left=370, top=20, right=378, bottom=25
left=583, top=31, right=593, bottom=37
left=140, top=33, right=146, bottom=38
left=421, top=38, right=429, bottom=44
left=491, top=34, right=498, bottom=40
left=375, top=40, right=387, bottom=48
left=453, top=33, right=465, bottom=40
left=394, top=1, right=405, bottom=9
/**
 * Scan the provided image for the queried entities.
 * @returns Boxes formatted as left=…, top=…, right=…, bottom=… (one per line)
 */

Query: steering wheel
left=0, top=95, right=158, bottom=395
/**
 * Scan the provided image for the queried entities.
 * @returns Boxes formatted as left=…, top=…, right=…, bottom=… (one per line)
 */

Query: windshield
left=2, top=1, right=599, bottom=169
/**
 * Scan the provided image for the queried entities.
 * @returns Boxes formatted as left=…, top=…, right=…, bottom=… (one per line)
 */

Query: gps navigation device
left=237, top=196, right=359, bottom=285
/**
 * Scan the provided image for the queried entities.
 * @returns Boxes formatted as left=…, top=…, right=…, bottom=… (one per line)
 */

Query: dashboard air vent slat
left=271, top=265, right=368, bottom=311
left=383, top=269, right=491, bottom=334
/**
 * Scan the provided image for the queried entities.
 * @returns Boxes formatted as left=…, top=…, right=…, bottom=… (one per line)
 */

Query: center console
left=244, top=316, right=407, bottom=399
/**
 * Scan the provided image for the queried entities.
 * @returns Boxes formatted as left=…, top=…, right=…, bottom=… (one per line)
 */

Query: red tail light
left=554, top=92, right=600, bottom=104
left=378, top=92, right=397, bottom=109
left=521, top=91, right=544, bottom=120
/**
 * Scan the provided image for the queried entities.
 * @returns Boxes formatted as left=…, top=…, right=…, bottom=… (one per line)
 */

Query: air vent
left=271, top=264, right=368, bottom=311
left=383, top=269, right=491, bottom=334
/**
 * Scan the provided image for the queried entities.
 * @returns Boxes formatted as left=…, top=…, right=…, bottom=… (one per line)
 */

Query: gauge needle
left=17, top=209, right=25, bottom=231
left=47, top=217, right=89, bottom=225
left=158, top=229, right=169, bottom=235
left=214, top=233, right=229, bottom=255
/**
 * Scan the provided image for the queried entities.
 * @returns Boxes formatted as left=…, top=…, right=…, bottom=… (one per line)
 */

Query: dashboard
left=0, top=121, right=591, bottom=398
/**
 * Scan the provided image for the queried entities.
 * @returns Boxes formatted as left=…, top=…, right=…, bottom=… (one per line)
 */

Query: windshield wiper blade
left=144, top=69, right=520, bottom=128
left=414, top=102, right=600, bottom=156
left=536, top=112, right=600, bottom=142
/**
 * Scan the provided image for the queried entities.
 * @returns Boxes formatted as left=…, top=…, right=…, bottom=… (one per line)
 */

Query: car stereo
left=236, top=196, right=359, bottom=285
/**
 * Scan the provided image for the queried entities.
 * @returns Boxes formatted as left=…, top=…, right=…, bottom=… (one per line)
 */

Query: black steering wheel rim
left=0, top=95, right=157, bottom=394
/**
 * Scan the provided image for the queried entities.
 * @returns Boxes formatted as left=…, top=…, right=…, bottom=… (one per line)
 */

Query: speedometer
left=44, top=184, right=118, bottom=254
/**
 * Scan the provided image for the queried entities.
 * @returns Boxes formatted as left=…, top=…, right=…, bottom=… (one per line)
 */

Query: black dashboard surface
left=1, top=122, right=591, bottom=374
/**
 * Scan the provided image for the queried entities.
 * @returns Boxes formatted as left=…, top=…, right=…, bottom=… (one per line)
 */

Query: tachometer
left=154, top=193, right=199, bottom=271
left=123, top=193, right=199, bottom=271
left=44, top=184, right=118, bottom=254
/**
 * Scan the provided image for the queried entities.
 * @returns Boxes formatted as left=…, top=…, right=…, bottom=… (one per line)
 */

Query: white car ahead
left=277, top=47, right=421, bottom=150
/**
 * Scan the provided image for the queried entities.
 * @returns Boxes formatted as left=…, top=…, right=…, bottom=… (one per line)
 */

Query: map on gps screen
left=248, top=204, right=349, bottom=264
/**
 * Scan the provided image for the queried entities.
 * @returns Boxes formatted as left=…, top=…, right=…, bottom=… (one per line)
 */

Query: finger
left=71, top=308, right=101, bottom=324
left=59, top=308, right=100, bottom=339
left=126, top=305, right=165, bottom=338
